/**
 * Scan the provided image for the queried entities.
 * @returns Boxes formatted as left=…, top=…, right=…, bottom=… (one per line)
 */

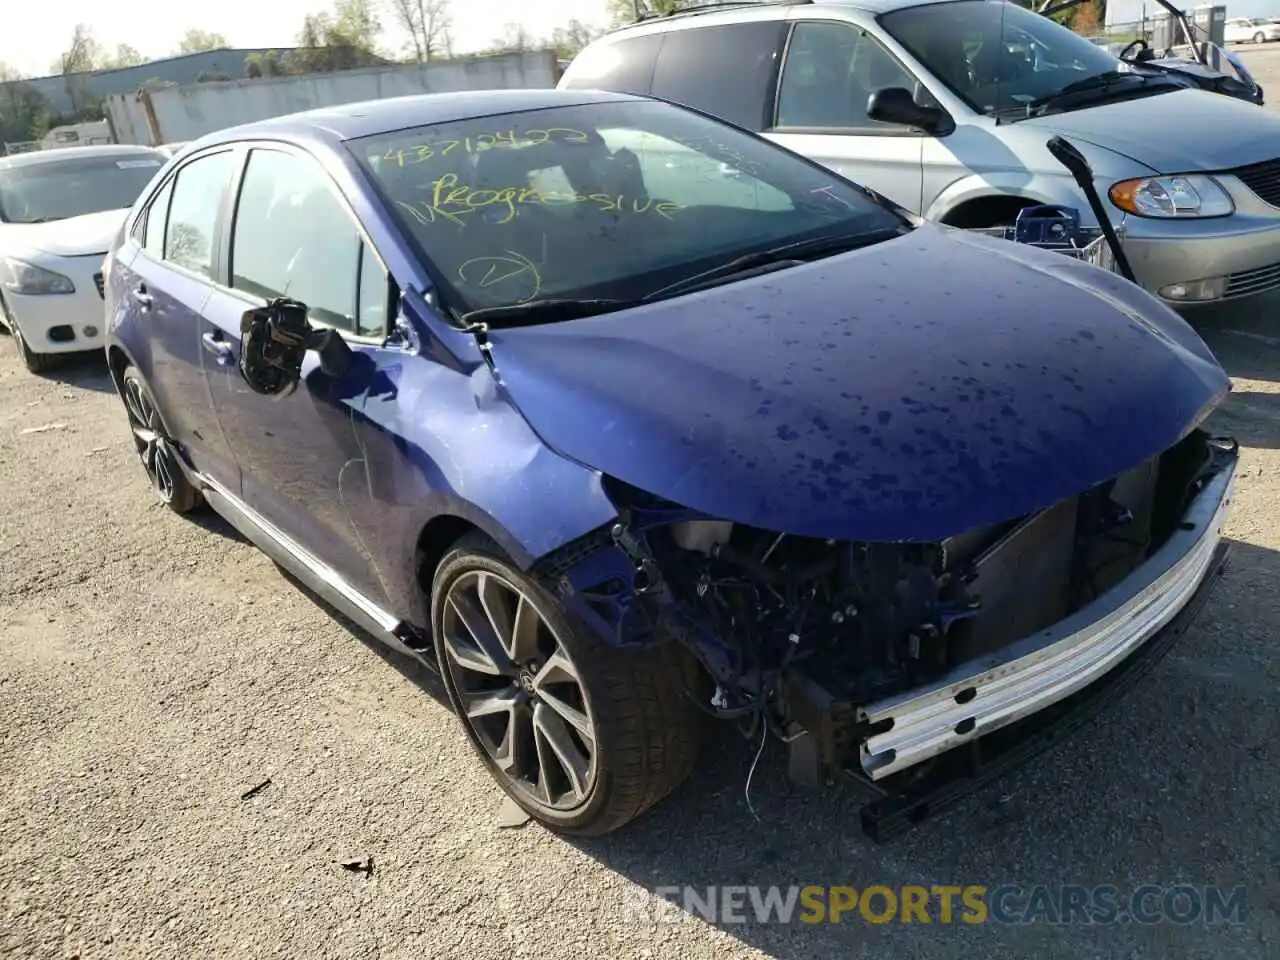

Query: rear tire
left=431, top=533, right=700, bottom=836
left=1255, top=32, right=1266, bottom=44
left=119, top=363, right=203, bottom=514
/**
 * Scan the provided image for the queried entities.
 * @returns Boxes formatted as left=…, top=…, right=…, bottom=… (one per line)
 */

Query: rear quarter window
left=559, top=33, right=664, bottom=95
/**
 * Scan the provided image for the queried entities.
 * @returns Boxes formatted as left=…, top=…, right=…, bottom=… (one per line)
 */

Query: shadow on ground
left=187, top=507, right=249, bottom=545
left=26, top=350, right=117, bottom=394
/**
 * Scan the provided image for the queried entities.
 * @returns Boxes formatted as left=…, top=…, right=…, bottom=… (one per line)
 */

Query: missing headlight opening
left=531, top=428, right=1236, bottom=837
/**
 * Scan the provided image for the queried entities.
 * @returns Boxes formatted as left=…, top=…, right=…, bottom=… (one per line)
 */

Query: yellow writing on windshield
left=381, top=128, right=592, bottom=167
left=395, top=173, right=681, bottom=227
left=457, top=250, right=542, bottom=304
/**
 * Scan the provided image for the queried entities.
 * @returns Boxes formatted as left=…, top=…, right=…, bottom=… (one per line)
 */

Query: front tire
left=119, top=364, right=202, bottom=514
left=10, top=320, right=52, bottom=373
left=431, top=534, right=700, bottom=836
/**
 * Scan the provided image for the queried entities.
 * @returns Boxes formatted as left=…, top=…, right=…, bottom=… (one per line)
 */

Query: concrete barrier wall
left=106, top=51, right=560, bottom=145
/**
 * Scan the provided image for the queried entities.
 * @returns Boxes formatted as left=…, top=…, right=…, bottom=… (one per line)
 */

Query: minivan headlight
left=0, top=257, right=75, bottom=295
left=1108, top=176, right=1234, bottom=219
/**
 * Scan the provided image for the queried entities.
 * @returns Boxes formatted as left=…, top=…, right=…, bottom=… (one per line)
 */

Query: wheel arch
left=106, top=343, right=132, bottom=394
left=938, top=193, right=1043, bottom=228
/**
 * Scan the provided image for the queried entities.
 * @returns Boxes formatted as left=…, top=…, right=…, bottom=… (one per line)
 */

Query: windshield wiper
left=1026, top=71, right=1182, bottom=116
left=645, top=227, right=909, bottom=301
left=12, top=216, right=64, bottom=224
left=461, top=298, right=637, bottom=330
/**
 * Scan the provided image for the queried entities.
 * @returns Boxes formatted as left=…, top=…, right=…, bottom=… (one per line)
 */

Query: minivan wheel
left=120, top=364, right=202, bottom=514
left=431, top=534, right=700, bottom=836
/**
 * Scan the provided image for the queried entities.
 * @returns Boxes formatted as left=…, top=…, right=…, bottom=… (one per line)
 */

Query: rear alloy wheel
left=432, top=535, right=699, bottom=836
left=1255, top=32, right=1267, bottom=43
left=120, top=365, right=202, bottom=514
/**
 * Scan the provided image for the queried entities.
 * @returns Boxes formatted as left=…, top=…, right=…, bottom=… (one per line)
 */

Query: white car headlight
left=1108, top=175, right=1234, bottom=219
left=0, top=257, right=76, bottom=295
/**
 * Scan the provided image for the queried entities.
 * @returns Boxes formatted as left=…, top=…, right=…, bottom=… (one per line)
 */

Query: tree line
left=0, top=0, right=606, bottom=147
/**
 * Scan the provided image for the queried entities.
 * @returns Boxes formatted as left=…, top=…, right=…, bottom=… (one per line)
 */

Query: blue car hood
left=488, top=224, right=1229, bottom=542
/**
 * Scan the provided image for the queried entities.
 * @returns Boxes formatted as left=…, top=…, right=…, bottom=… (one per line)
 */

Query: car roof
left=0, top=144, right=165, bottom=171
left=599, top=0, right=966, bottom=36
left=198, top=88, right=645, bottom=147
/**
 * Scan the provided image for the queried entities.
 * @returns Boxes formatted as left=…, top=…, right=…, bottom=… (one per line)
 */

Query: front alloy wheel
left=432, top=535, right=700, bottom=836
left=120, top=365, right=202, bottom=514
left=441, top=569, right=599, bottom=810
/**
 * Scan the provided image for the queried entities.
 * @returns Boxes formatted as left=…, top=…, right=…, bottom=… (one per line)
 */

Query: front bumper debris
left=779, top=444, right=1237, bottom=841
left=858, top=456, right=1235, bottom=781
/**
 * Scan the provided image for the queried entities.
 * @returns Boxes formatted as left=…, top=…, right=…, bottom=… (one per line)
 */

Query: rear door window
left=163, top=150, right=237, bottom=278
left=775, top=22, right=920, bottom=130
left=649, top=22, right=789, bottom=130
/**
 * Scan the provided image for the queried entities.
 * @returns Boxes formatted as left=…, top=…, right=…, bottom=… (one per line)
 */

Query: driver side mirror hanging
left=239, top=296, right=355, bottom=397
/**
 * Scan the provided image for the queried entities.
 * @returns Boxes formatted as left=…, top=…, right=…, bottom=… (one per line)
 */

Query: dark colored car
left=103, top=89, right=1237, bottom=838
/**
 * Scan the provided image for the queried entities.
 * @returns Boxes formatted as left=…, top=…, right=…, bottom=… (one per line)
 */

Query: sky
left=0, top=0, right=613, bottom=79
left=1107, top=0, right=1279, bottom=24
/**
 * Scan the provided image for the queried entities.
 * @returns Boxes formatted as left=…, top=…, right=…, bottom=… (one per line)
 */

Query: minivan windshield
left=350, top=99, right=909, bottom=314
left=881, top=0, right=1169, bottom=117
left=0, top=153, right=165, bottom=224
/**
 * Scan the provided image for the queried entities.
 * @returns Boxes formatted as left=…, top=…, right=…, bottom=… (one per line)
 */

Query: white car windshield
left=0, top=153, right=164, bottom=224
left=881, top=0, right=1145, bottom=117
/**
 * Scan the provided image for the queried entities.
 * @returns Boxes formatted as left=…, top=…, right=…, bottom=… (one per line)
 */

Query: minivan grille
left=1224, top=261, right=1280, bottom=299
left=93, top=272, right=104, bottom=299
left=1231, top=157, right=1280, bottom=208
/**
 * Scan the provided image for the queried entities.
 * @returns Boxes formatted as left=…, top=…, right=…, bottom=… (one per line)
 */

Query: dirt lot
left=3, top=71, right=1280, bottom=956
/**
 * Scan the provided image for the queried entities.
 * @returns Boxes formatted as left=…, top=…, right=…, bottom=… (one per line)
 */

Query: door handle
left=131, top=284, right=153, bottom=307
left=201, top=331, right=234, bottom=365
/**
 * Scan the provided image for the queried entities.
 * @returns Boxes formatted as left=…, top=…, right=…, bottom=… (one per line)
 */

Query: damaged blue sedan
left=103, top=89, right=1237, bottom=838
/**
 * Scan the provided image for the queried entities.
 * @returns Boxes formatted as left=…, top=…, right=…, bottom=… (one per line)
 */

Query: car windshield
left=0, top=153, right=165, bottom=224
left=349, top=99, right=909, bottom=314
left=881, top=0, right=1138, bottom=117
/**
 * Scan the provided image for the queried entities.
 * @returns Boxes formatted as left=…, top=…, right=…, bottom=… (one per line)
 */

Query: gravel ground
left=3, top=73, right=1280, bottom=956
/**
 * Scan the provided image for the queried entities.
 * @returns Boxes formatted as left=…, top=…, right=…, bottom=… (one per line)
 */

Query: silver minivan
left=562, top=0, right=1280, bottom=309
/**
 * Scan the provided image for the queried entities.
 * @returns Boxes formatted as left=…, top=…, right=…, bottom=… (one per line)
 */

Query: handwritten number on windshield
left=381, top=128, right=592, bottom=167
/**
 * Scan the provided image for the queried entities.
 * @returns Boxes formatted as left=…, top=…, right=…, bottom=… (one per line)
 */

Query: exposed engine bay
left=533, top=428, right=1236, bottom=810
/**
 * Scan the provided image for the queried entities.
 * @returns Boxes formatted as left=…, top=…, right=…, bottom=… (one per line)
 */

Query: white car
left=1224, top=17, right=1280, bottom=44
left=0, top=145, right=166, bottom=372
left=156, top=141, right=189, bottom=158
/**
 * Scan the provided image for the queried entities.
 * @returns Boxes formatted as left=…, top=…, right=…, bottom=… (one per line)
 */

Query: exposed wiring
left=744, top=717, right=768, bottom=824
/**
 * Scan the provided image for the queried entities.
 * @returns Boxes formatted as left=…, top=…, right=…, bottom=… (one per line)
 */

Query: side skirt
left=196, top=471, right=432, bottom=662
